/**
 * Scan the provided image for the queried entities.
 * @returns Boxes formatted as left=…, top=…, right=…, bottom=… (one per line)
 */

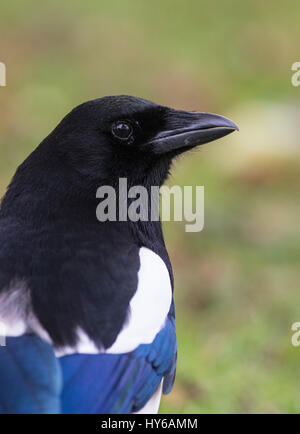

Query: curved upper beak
left=149, top=109, right=239, bottom=154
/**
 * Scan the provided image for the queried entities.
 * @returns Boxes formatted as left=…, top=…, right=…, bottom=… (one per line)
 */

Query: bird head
left=47, top=95, right=238, bottom=189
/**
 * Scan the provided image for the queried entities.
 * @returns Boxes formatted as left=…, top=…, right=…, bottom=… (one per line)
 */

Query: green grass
left=1, top=0, right=300, bottom=413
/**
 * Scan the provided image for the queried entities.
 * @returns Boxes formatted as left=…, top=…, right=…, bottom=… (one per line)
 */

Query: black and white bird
left=0, top=96, right=238, bottom=414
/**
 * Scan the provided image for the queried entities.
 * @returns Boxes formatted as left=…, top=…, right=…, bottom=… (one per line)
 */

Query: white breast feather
left=0, top=248, right=172, bottom=358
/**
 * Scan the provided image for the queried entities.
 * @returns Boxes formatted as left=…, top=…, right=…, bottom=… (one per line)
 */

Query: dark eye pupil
left=112, top=122, right=132, bottom=140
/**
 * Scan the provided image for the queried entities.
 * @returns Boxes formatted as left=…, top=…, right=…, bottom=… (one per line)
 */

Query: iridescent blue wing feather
left=59, top=314, right=177, bottom=414
left=0, top=335, right=62, bottom=414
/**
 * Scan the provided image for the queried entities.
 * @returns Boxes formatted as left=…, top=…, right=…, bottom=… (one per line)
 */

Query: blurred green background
left=1, top=0, right=300, bottom=413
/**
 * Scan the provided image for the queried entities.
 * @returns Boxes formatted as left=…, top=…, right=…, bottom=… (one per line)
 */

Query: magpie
left=0, top=95, right=238, bottom=414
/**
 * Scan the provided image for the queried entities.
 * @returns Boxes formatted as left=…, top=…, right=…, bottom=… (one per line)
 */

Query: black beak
left=149, top=109, right=239, bottom=154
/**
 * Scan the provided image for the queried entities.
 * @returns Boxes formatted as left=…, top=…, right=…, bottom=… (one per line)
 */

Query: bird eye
left=112, top=121, right=133, bottom=141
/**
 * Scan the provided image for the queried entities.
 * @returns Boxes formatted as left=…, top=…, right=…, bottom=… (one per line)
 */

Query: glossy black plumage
left=0, top=96, right=174, bottom=349
left=0, top=96, right=237, bottom=413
